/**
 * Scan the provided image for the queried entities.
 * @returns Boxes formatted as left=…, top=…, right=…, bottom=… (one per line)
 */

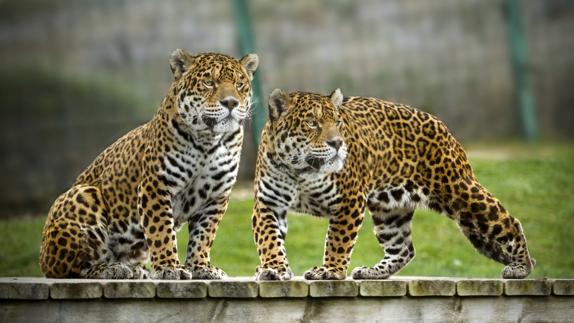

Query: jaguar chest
left=170, top=144, right=240, bottom=229
left=290, top=176, right=341, bottom=217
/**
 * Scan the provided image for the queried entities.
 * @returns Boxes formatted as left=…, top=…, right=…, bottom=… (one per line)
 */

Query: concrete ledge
left=103, top=280, right=156, bottom=299
left=309, top=280, right=359, bottom=297
left=408, top=279, right=456, bottom=296
left=359, top=280, right=407, bottom=297
left=0, top=276, right=574, bottom=323
left=1, top=277, right=572, bottom=299
left=0, top=278, right=50, bottom=300
left=156, top=281, right=207, bottom=298
left=259, top=280, right=308, bottom=298
left=51, top=281, right=103, bottom=299
left=505, top=279, right=552, bottom=296
left=456, top=279, right=503, bottom=296
left=1, top=277, right=573, bottom=322
left=208, top=279, right=258, bottom=298
left=1, top=296, right=573, bottom=323
left=553, top=279, right=574, bottom=296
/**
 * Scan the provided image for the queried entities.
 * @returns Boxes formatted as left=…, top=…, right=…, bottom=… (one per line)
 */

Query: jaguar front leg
left=252, top=197, right=293, bottom=281
left=184, top=197, right=229, bottom=279
left=139, top=176, right=191, bottom=280
left=304, top=194, right=366, bottom=280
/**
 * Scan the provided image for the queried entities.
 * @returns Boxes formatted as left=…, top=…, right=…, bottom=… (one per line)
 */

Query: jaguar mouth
left=202, top=115, right=238, bottom=128
left=201, top=115, right=243, bottom=134
left=305, top=156, right=326, bottom=170
left=305, top=155, right=343, bottom=171
left=202, top=115, right=218, bottom=128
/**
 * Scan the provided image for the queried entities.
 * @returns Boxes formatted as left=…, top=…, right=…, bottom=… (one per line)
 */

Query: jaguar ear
left=240, top=53, right=259, bottom=80
left=268, top=88, right=289, bottom=121
left=330, top=88, right=344, bottom=110
left=169, top=49, right=195, bottom=80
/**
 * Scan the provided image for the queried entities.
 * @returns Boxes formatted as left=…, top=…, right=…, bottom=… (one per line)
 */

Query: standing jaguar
left=39, top=50, right=259, bottom=279
left=252, top=88, right=535, bottom=280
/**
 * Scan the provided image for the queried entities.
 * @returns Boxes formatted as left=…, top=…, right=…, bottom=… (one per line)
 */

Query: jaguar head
left=169, top=49, right=259, bottom=134
left=266, top=89, right=347, bottom=174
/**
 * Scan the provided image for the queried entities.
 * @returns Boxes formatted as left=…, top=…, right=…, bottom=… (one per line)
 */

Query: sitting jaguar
left=39, top=50, right=259, bottom=279
left=252, top=88, right=535, bottom=280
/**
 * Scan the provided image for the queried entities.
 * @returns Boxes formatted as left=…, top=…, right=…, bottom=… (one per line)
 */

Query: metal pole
left=504, top=0, right=538, bottom=142
left=232, top=0, right=266, bottom=147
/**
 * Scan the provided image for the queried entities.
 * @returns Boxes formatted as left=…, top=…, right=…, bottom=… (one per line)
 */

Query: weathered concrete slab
left=408, top=279, right=456, bottom=296
left=456, top=279, right=503, bottom=296
left=553, top=279, right=574, bottom=296
left=259, top=280, right=309, bottom=298
left=309, top=280, right=359, bottom=297
left=156, top=281, right=208, bottom=298
left=2, top=297, right=574, bottom=323
left=51, top=280, right=102, bottom=299
left=358, top=280, right=407, bottom=297
left=0, top=276, right=572, bottom=301
left=0, top=278, right=50, bottom=300
left=103, top=280, right=156, bottom=298
left=208, top=280, right=258, bottom=298
left=505, top=279, right=552, bottom=296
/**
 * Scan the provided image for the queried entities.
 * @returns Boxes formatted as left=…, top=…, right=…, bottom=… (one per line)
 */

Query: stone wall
left=1, top=277, right=573, bottom=322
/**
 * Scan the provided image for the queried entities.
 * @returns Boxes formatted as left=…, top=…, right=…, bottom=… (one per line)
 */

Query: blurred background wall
left=1, top=0, right=573, bottom=216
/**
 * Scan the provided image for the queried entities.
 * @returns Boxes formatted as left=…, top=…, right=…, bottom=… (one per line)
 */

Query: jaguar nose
left=326, top=138, right=343, bottom=150
left=219, top=97, right=239, bottom=109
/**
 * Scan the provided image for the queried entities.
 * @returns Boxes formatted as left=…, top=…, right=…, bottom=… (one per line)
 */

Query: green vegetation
left=1, top=145, right=572, bottom=278
left=0, top=65, right=148, bottom=121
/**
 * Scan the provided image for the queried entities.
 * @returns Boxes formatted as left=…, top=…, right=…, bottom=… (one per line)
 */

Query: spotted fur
left=252, top=89, right=535, bottom=280
left=39, top=50, right=259, bottom=279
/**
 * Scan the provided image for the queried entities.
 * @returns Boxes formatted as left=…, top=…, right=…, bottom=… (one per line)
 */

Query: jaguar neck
left=168, top=114, right=223, bottom=152
left=152, top=94, right=224, bottom=153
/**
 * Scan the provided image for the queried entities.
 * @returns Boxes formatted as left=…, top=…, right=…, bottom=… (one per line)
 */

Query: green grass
left=1, top=145, right=573, bottom=278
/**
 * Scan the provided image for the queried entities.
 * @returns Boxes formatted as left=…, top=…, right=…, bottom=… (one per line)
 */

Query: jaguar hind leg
left=40, top=185, right=147, bottom=279
left=40, top=186, right=108, bottom=278
left=352, top=206, right=415, bottom=280
left=81, top=225, right=149, bottom=279
left=446, top=182, right=534, bottom=279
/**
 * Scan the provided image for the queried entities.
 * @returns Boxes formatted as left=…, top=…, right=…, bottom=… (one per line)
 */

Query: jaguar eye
left=204, top=80, right=215, bottom=88
left=307, top=120, right=319, bottom=129
left=336, top=119, right=343, bottom=127
left=236, top=81, right=245, bottom=88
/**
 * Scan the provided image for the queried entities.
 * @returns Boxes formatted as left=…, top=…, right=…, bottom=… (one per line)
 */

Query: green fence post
left=504, top=0, right=538, bottom=142
left=232, top=0, right=266, bottom=147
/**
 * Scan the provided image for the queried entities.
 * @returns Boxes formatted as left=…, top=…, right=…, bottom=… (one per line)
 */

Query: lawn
left=1, top=144, right=573, bottom=278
